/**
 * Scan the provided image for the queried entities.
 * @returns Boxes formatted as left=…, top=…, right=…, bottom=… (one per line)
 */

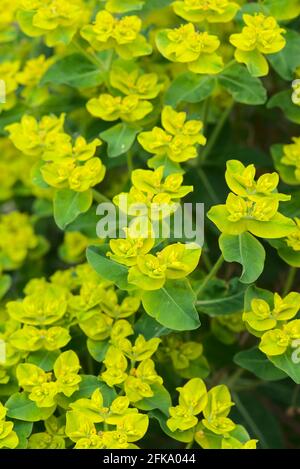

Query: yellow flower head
left=17, top=0, right=89, bottom=47
left=230, top=13, right=286, bottom=77
left=156, top=23, right=223, bottom=74
left=81, top=10, right=152, bottom=59
left=172, top=0, right=240, bottom=24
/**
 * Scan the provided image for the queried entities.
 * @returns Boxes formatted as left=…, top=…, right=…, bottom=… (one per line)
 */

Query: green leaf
left=135, top=384, right=172, bottom=416
left=134, top=314, right=171, bottom=339
left=164, top=72, right=216, bottom=106
left=231, top=391, right=284, bottom=448
left=27, top=350, right=60, bottom=372
left=86, top=245, right=132, bottom=290
left=53, top=188, right=93, bottom=230
left=244, top=285, right=273, bottom=311
left=13, top=421, right=33, bottom=449
left=100, top=123, right=141, bottom=158
left=219, top=232, right=266, bottom=284
left=66, top=205, right=98, bottom=238
left=178, top=356, right=210, bottom=380
left=5, top=393, right=56, bottom=422
left=269, top=352, right=300, bottom=384
left=271, top=143, right=299, bottom=185
left=268, top=30, right=300, bottom=80
left=263, top=0, right=300, bottom=20
left=218, top=64, right=267, bottom=105
left=234, top=347, right=287, bottom=381
left=268, top=90, right=300, bottom=124
left=141, top=279, right=200, bottom=331
left=149, top=409, right=194, bottom=443
left=87, top=339, right=109, bottom=363
left=41, top=53, right=105, bottom=89
left=0, top=274, right=11, bottom=299
left=56, top=375, right=117, bottom=408
left=147, top=154, right=184, bottom=176
left=197, top=279, right=247, bottom=316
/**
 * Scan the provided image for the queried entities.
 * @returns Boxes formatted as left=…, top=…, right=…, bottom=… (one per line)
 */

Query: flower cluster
left=243, top=292, right=300, bottom=357
left=167, top=379, right=257, bottom=449
left=138, top=106, right=206, bottom=164
left=0, top=211, right=40, bottom=271
left=66, top=389, right=149, bottom=449
left=156, top=23, right=224, bottom=74
left=230, top=13, right=286, bottom=77
left=17, top=0, right=90, bottom=47
left=6, top=114, right=106, bottom=193
left=81, top=10, right=152, bottom=59
left=172, top=0, right=240, bottom=24
left=0, top=403, right=18, bottom=449
left=208, top=160, right=295, bottom=238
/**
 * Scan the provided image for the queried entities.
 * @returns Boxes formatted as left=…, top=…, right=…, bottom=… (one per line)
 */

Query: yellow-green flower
left=172, top=0, right=240, bottom=23
left=156, top=23, right=223, bottom=74
left=87, top=93, right=153, bottom=122
left=138, top=106, right=206, bottom=163
left=81, top=10, right=152, bottom=59
left=17, top=0, right=89, bottom=47
left=230, top=13, right=286, bottom=77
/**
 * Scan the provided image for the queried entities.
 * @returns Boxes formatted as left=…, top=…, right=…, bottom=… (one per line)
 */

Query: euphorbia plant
left=0, top=0, right=300, bottom=450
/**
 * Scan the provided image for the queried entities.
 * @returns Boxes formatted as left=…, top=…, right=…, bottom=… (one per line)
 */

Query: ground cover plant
left=0, top=0, right=300, bottom=450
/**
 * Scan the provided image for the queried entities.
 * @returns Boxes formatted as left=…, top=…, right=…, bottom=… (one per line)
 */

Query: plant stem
left=202, top=97, right=211, bottom=133
left=283, top=267, right=297, bottom=296
left=127, top=150, right=134, bottom=176
left=196, top=254, right=224, bottom=296
left=197, top=167, right=219, bottom=204
left=92, top=189, right=110, bottom=204
left=72, top=37, right=104, bottom=68
left=200, top=102, right=234, bottom=163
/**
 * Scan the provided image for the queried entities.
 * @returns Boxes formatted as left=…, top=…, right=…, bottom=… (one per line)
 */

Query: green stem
left=72, top=37, right=104, bottom=68
left=92, top=189, right=110, bottom=204
left=127, top=150, right=134, bottom=176
left=197, top=167, right=219, bottom=204
left=227, top=368, right=244, bottom=389
left=196, top=254, right=224, bottom=297
left=185, top=440, right=193, bottom=449
left=202, top=97, right=211, bottom=133
left=200, top=102, right=234, bottom=163
left=283, top=267, right=297, bottom=296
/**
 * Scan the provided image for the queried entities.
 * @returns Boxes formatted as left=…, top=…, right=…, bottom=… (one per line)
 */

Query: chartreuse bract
left=0, top=0, right=300, bottom=451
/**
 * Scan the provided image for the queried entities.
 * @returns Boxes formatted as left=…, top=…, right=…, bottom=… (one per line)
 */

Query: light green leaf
left=53, top=188, right=93, bottom=230
left=135, top=384, right=172, bottom=416
left=5, top=393, right=56, bottom=422
left=41, top=54, right=105, bottom=89
left=164, top=72, right=216, bottom=106
left=268, top=30, right=300, bottom=80
left=141, top=279, right=200, bottom=331
left=0, top=274, right=11, bottom=299
left=27, top=350, right=60, bottom=372
left=100, top=123, right=140, bottom=158
left=269, top=352, right=300, bottom=384
left=86, top=245, right=132, bottom=290
left=219, top=232, right=266, bottom=284
left=218, top=64, right=267, bottom=105
left=87, top=339, right=109, bottom=363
